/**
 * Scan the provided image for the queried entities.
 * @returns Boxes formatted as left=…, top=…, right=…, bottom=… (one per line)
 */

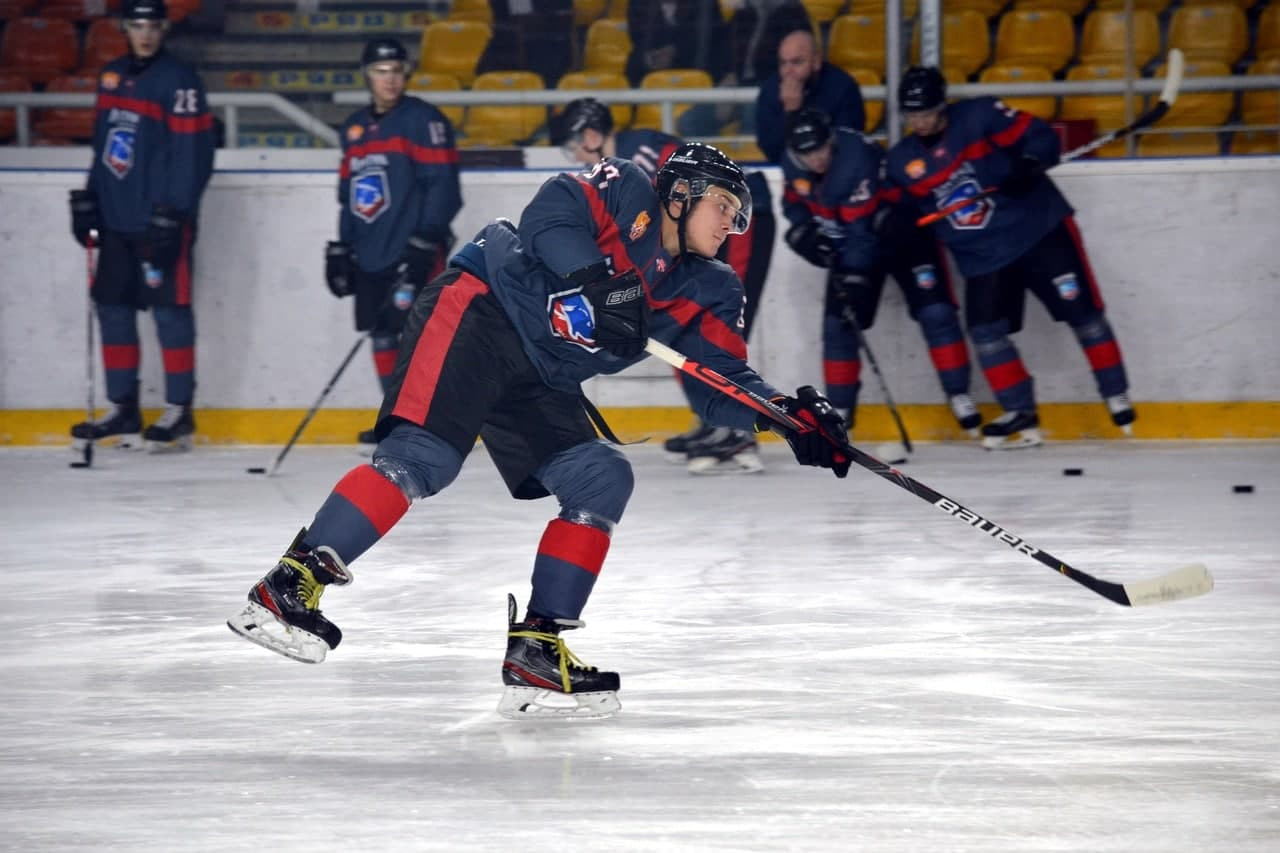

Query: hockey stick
left=644, top=337, right=1213, bottom=607
left=840, top=306, right=913, bottom=455
left=916, top=49, right=1186, bottom=228
left=70, top=230, right=98, bottom=470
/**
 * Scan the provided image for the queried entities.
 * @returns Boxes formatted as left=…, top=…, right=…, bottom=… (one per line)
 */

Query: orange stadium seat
left=448, top=0, right=493, bottom=24
left=606, top=0, right=627, bottom=17
left=1168, top=5, right=1248, bottom=66
left=845, top=67, right=883, bottom=131
left=583, top=18, right=631, bottom=75
left=1014, top=0, right=1089, bottom=16
left=910, top=10, right=990, bottom=79
left=1156, top=60, right=1235, bottom=128
left=1059, top=64, right=1146, bottom=132
left=944, top=0, right=1007, bottom=18
left=1230, top=130, right=1280, bottom=154
left=801, top=0, right=846, bottom=24
left=848, top=0, right=917, bottom=14
left=417, top=20, right=491, bottom=87
left=1078, top=9, right=1161, bottom=67
left=0, top=17, right=79, bottom=85
left=0, top=0, right=40, bottom=19
left=1258, top=5, right=1280, bottom=62
left=1094, top=0, right=1168, bottom=9
left=1241, top=58, right=1280, bottom=126
left=1137, top=131, right=1222, bottom=157
left=1182, top=0, right=1254, bottom=6
left=33, top=73, right=97, bottom=141
left=165, top=0, right=200, bottom=22
left=557, top=70, right=632, bottom=130
left=81, top=18, right=128, bottom=73
left=633, top=68, right=713, bottom=131
left=463, top=70, right=546, bottom=146
left=979, top=63, right=1057, bottom=121
left=829, top=14, right=885, bottom=72
left=0, top=70, right=31, bottom=141
left=574, top=0, right=607, bottom=27
left=995, top=9, right=1075, bottom=73
left=408, top=71, right=464, bottom=127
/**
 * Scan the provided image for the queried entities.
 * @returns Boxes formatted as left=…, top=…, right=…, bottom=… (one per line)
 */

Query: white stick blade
left=1123, top=563, right=1213, bottom=606
left=644, top=338, right=685, bottom=368
left=1160, top=48, right=1185, bottom=106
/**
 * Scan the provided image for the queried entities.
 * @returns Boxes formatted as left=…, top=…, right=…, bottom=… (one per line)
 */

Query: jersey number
left=172, top=89, right=200, bottom=114
left=586, top=160, right=622, bottom=190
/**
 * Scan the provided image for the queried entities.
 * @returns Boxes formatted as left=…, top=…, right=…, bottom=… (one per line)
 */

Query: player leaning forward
left=228, top=144, right=852, bottom=717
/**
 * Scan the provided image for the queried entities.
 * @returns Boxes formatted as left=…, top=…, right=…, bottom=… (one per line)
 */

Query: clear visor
left=688, top=178, right=752, bottom=235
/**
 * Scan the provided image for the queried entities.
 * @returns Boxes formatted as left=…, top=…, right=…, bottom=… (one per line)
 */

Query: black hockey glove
left=585, top=267, right=650, bottom=359
left=829, top=268, right=872, bottom=308
left=399, top=233, right=443, bottom=287
left=1000, top=156, right=1045, bottom=198
left=325, top=241, right=355, bottom=298
left=143, top=205, right=184, bottom=270
left=69, top=189, right=100, bottom=247
left=760, top=386, right=851, bottom=478
left=784, top=220, right=836, bottom=269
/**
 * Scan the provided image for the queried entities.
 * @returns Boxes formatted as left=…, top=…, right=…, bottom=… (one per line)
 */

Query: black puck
left=246, top=467, right=268, bottom=474
left=1063, top=468, right=1083, bottom=476
left=69, top=461, right=90, bottom=469
left=1233, top=484, right=1254, bottom=494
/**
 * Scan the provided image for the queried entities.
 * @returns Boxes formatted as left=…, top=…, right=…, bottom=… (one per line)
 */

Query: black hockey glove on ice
left=829, top=268, right=872, bottom=308
left=143, top=205, right=184, bottom=269
left=399, top=233, right=442, bottom=287
left=784, top=220, right=837, bottom=269
left=325, top=241, right=355, bottom=298
left=1000, top=156, right=1044, bottom=198
left=69, top=189, right=100, bottom=248
left=760, top=386, right=851, bottom=478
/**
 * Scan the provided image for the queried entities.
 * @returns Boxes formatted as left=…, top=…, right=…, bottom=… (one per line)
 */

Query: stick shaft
left=267, top=335, right=366, bottom=476
left=841, top=307, right=912, bottom=452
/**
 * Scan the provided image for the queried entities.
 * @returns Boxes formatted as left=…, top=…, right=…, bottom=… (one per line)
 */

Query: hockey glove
left=143, top=205, right=184, bottom=270
left=325, top=241, right=355, bottom=298
left=761, top=386, right=851, bottom=478
left=784, top=221, right=836, bottom=269
left=1000, top=156, right=1044, bottom=198
left=584, top=267, right=650, bottom=359
left=829, top=269, right=872, bottom=308
left=69, top=189, right=100, bottom=248
left=399, top=233, right=443, bottom=287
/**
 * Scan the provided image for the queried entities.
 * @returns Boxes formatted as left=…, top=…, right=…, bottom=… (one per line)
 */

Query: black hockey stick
left=840, top=306, right=912, bottom=455
left=644, top=337, right=1213, bottom=607
left=70, top=229, right=98, bottom=470
left=917, top=49, right=1186, bottom=228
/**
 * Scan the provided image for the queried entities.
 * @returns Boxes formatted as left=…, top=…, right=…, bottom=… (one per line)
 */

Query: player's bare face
left=905, top=106, right=946, bottom=137
left=367, top=62, right=407, bottom=111
left=124, top=20, right=166, bottom=59
left=797, top=144, right=833, bottom=175
left=685, top=186, right=742, bottom=256
left=563, top=129, right=606, bottom=166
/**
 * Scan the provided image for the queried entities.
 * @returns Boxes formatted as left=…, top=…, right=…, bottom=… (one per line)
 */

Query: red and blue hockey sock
left=528, top=517, right=611, bottom=621
left=371, top=334, right=399, bottom=395
left=822, top=312, right=862, bottom=412
left=304, top=464, right=411, bottom=565
left=917, top=302, right=972, bottom=396
left=97, top=302, right=140, bottom=403
left=153, top=305, right=195, bottom=405
left=971, top=319, right=1035, bottom=413
left=1072, top=315, right=1129, bottom=398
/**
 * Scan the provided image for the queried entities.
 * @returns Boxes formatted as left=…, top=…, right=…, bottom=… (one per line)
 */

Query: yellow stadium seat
left=574, top=0, right=607, bottom=27
left=995, top=9, right=1075, bottom=73
left=448, top=0, right=492, bottom=24
left=633, top=68, right=713, bottom=131
left=978, top=63, right=1057, bottom=121
left=1137, top=132, right=1222, bottom=157
left=464, top=70, right=547, bottom=145
left=418, top=20, right=491, bottom=87
left=829, top=14, right=885, bottom=72
left=1257, top=5, right=1280, bottom=62
left=1155, top=60, right=1234, bottom=128
left=716, top=138, right=767, bottom=164
left=606, top=0, right=628, bottom=19
left=848, top=0, right=916, bottom=14
left=844, top=67, right=883, bottom=131
left=583, top=18, right=631, bottom=75
left=801, top=0, right=846, bottom=24
left=1078, top=9, right=1161, bottom=67
left=1015, top=0, right=1089, bottom=16
left=1182, top=0, right=1254, bottom=6
left=1060, top=64, right=1146, bottom=131
left=944, top=0, right=1006, bottom=17
left=408, top=72, right=464, bottom=127
left=1168, top=4, right=1248, bottom=66
left=1230, top=130, right=1280, bottom=154
left=1094, top=0, right=1168, bottom=9
left=557, top=70, right=633, bottom=130
left=1241, top=58, right=1280, bottom=126
left=910, top=10, right=990, bottom=78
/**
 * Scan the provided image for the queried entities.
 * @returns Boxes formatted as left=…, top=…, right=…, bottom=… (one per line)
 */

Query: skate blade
left=71, top=433, right=143, bottom=452
left=1118, top=423, right=1134, bottom=436
left=497, top=686, right=620, bottom=720
left=982, top=428, right=1043, bottom=450
left=226, top=601, right=328, bottom=664
left=686, top=451, right=765, bottom=475
left=663, top=450, right=689, bottom=464
left=146, top=435, right=193, bottom=454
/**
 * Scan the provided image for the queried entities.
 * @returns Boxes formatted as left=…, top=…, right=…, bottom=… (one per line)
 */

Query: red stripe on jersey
left=905, top=113, right=1033, bottom=200
left=1084, top=339, right=1122, bottom=372
left=537, top=519, right=610, bottom=577
left=824, top=357, right=862, bottom=385
left=990, top=111, right=1033, bottom=148
left=162, top=346, right=195, bottom=374
left=1062, top=216, right=1105, bottom=310
left=390, top=272, right=489, bottom=425
left=699, top=311, right=748, bottom=359
left=572, top=174, right=632, bottom=275
left=333, top=465, right=410, bottom=536
left=929, top=340, right=969, bottom=372
left=339, top=136, right=459, bottom=178
left=167, top=113, right=214, bottom=134
left=102, top=344, right=140, bottom=370
left=838, top=194, right=880, bottom=224
left=982, top=359, right=1031, bottom=392
left=96, top=93, right=163, bottom=121
left=373, top=347, right=398, bottom=377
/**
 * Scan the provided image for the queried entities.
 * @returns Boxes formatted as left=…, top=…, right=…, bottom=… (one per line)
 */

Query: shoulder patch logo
left=100, top=71, right=120, bottom=91
left=628, top=210, right=650, bottom=241
left=906, top=158, right=926, bottom=179
left=793, top=178, right=811, bottom=196
left=347, top=124, right=364, bottom=142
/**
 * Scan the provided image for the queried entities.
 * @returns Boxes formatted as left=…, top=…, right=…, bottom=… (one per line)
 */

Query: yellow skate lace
left=509, top=629, right=596, bottom=692
left=280, top=556, right=325, bottom=611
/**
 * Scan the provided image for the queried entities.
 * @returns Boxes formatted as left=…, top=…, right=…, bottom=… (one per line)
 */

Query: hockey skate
left=70, top=401, right=143, bottom=452
left=143, top=403, right=195, bottom=452
left=981, top=410, right=1042, bottom=450
left=685, top=427, right=764, bottom=475
left=663, top=420, right=713, bottom=462
left=1105, top=393, right=1136, bottom=435
left=949, top=393, right=982, bottom=437
left=226, top=527, right=353, bottom=664
left=499, top=594, right=621, bottom=720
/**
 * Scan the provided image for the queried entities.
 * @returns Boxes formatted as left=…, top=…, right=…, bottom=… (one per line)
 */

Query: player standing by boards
left=68, top=0, right=214, bottom=453
left=883, top=67, right=1136, bottom=449
left=325, top=38, right=462, bottom=449
left=228, top=143, right=851, bottom=718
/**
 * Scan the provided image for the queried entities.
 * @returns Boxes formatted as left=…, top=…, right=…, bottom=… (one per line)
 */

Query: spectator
left=476, top=0, right=575, bottom=87
left=625, top=0, right=729, bottom=89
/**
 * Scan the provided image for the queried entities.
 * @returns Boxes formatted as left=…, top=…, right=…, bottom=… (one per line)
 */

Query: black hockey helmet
left=656, top=142, right=752, bottom=235
left=786, top=107, right=833, bottom=155
left=361, top=37, right=410, bottom=71
left=121, top=0, right=167, bottom=20
left=550, top=97, right=615, bottom=147
left=899, top=66, right=947, bottom=112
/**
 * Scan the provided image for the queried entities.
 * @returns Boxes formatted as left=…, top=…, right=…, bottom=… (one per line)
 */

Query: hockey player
left=550, top=97, right=777, bottom=474
left=68, top=0, right=215, bottom=452
left=327, top=37, right=462, bottom=449
left=228, top=143, right=852, bottom=718
left=884, top=67, right=1136, bottom=449
left=781, top=108, right=980, bottom=436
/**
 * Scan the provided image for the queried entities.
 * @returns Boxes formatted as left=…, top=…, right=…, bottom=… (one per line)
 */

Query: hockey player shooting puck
left=246, top=467, right=268, bottom=474
left=1232, top=484, right=1254, bottom=494
left=1063, top=468, right=1083, bottom=476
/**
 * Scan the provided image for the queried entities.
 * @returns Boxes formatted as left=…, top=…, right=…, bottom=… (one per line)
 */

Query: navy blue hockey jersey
left=613, top=128, right=681, bottom=181
left=451, top=157, right=778, bottom=431
left=782, top=127, right=885, bottom=273
left=338, top=96, right=462, bottom=273
left=87, top=50, right=215, bottom=233
left=884, top=97, right=1071, bottom=277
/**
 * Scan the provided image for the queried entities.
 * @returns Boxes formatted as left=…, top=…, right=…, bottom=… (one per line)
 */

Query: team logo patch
left=100, top=71, right=120, bottom=91
left=103, top=127, right=135, bottom=179
left=793, top=177, right=812, bottom=196
left=352, top=170, right=390, bottom=223
left=1054, top=273, right=1080, bottom=301
left=656, top=257, right=667, bottom=273
left=906, top=159, right=926, bottom=179
left=629, top=210, right=650, bottom=241
left=346, top=124, right=364, bottom=142
left=913, top=265, right=937, bottom=289
left=547, top=288, right=599, bottom=351
left=942, top=180, right=993, bottom=230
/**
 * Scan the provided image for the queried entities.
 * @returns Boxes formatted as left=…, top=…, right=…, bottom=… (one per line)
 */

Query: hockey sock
left=153, top=305, right=196, bottom=405
left=917, top=302, right=972, bottom=396
left=528, top=517, right=611, bottom=621
left=971, top=319, right=1035, bottom=413
left=1072, top=315, right=1129, bottom=398
left=97, top=302, right=140, bottom=403
left=822, top=312, right=862, bottom=412
left=305, top=464, right=411, bottom=565
left=372, top=334, right=399, bottom=394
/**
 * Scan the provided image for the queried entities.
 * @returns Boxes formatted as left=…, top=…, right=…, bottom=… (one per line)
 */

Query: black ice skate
left=662, top=420, right=713, bottom=462
left=226, top=527, right=353, bottom=664
left=143, top=403, right=195, bottom=452
left=499, top=594, right=621, bottom=719
left=685, top=426, right=764, bottom=475
left=981, top=410, right=1042, bottom=450
left=70, top=400, right=142, bottom=451
left=1105, top=393, right=1136, bottom=435
left=948, top=393, right=982, bottom=437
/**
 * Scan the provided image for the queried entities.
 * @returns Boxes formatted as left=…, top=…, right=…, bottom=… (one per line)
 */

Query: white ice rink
left=2, top=439, right=1278, bottom=852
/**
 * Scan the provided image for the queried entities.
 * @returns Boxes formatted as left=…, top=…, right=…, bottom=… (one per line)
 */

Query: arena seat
left=848, top=0, right=917, bottom=14
left=463, top=70, right=546, bottom=146
left=941, top=0, right=1006, bottom=17
left=994, top=9, right=1075, bottom=73
left=828, top=14, right=886, bottom=72
left=81, top=17, right=128, bottom=73
left=910, top=9, right=990, bottom=79
left=1156, top=59, right=1234, bottom=128
left=1230, top=130, right=1280, bottom=154
left=978, top=63, right=1057, bottom=120
left=844, top=67, right=883, bottom=131
left=1059, top=64, right=1146, bottom=132
left=33, top=72, right=97, bottom=142
left=633, top=68, right=713, bottom=131
left=583, top=18, right=630, bottom=75
left=1168, top=4, right=1248, bottom=66
left=1241, top=58, right=1280, bottom=126
left=1137, top=131, right=1222, bottom=157
left=1014, top=0, right=1090, bottom=16
left=407, top=71, right=464, bottom=127
left=574, top=0, right=607, bottom=27
left=39, top=0, right=120, bottom=21
left=1257, top=4, right=1280, bottom=62
left=0, top=0, right=40, bottom=20
left=0, top=17, right=79, bottom=85
left=800, top=0, right=846, bottom=24
left=0, top=70, right=31, bottom=141
left=1094, top=0, right=1168, bottom=9
left=1078, top=9, right=1161, bottom=67
left=417, top=20, right=491, bottom=87
left=448, top=0, right=493, bottom=24
left=557, top=70, right=632, bottom=130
